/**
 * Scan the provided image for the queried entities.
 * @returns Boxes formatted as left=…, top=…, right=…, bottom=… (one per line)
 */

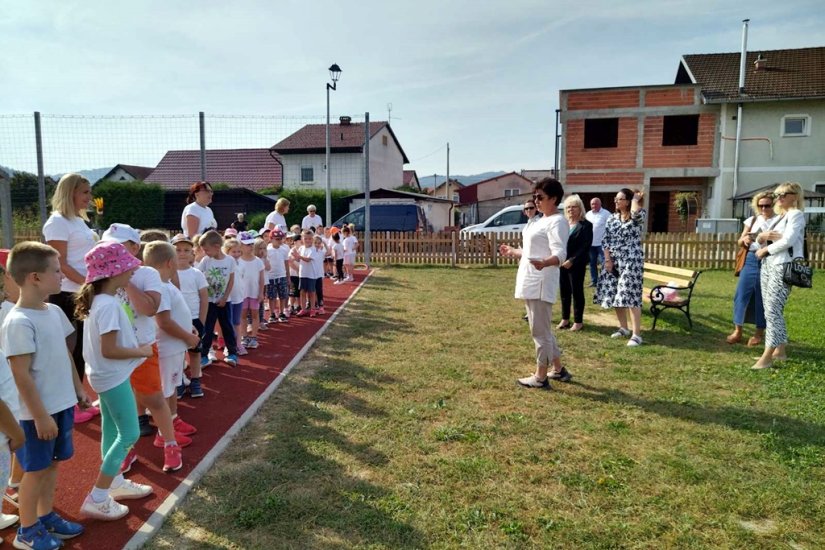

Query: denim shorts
left=229, top=302, right=243, bottom=326
left=16, top=407, right=75, bottom=472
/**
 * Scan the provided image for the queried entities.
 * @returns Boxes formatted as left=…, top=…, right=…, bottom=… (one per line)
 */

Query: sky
left=2, top=0, right=825, bottom=180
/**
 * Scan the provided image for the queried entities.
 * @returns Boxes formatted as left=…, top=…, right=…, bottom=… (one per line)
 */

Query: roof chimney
left=339, top=116, right=351, bottom=126
left=738, top=19, right=749, bottom=94
left=754, top=53, right=767, bottom=71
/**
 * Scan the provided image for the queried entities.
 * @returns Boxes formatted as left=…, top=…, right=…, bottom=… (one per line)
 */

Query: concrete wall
left=280, top=153, right=365, bottom=192
left=710, top=99, right=825, bottom=217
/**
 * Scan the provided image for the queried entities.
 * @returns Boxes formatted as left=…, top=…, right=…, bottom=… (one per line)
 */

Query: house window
left=300, top=166, right=314, bottom=183
left=504, top=188, right=520, bottom=198
left=781, top=115, right=810, bottom=137
left=662, top=114, right=699, bottom=146
left=584, top=118, right=618, bottom=148
left=452, top=193, right=459, bottom=203
left=382, top=135, right=388, bottom=146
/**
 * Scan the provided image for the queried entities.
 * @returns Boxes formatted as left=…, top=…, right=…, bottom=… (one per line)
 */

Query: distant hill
left=421, top=171, right=508, bottom=188
left=0, top=165, right=113, bottom=184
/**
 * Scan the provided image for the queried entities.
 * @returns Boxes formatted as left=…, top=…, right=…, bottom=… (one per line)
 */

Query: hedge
left=93, top=181, right=164, bottom=229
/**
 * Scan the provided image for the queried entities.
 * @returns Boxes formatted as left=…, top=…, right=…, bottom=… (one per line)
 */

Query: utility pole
left=445, top=142, right=450, bottom=201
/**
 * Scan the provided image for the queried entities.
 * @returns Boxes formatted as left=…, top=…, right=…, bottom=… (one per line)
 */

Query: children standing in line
left=312, top=235, right=328, bottom=315
left=266, top=230, right=291, bottom=323
left=294, top=230, right=322, bottom=317
left=221, top=238, right=245, bottom=356
left=197, top=231, right=238, bottom=367
left=171, top=234, right=208, bottom=399
left=342, top=226, right=358, bottom=282
left=100, top=224, right=187, bottom=475
left=1, top=242, right=87, bottom=549
left=0, top=254, right=24, bottom=532
left=236, top=232, right=265, bottom=350
left=332, top=233, right=346, bottom=285
left=143, top=242, right=200, bottom=459
left=76, top=241, right=154, bottom=520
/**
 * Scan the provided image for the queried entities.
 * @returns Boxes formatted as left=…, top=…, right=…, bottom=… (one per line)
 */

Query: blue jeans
left=733, top=251, right=766, bottom=328
left=588, top=246, right=604, bottom=285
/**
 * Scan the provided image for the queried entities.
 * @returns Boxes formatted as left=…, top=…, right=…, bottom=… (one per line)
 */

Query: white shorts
left=343, top=253, right=356, bottom=266
left=159, top=351, right=186, bottom=398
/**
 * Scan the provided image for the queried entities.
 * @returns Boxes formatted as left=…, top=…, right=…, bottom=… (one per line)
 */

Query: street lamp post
left=325, top=63, right=342, bottom=227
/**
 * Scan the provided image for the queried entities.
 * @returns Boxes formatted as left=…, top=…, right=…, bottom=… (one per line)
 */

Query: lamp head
left=329, top=63, right=342, bottom=83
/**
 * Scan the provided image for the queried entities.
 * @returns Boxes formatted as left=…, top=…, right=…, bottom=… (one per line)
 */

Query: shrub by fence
left=92, top=180, right=165, bottom=230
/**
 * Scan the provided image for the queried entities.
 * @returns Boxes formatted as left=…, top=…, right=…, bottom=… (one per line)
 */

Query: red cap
left=0, top=249, right=9, bottom=269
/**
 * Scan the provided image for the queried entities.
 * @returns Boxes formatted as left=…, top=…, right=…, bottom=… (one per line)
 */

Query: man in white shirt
left=301, top=205, right=323, bottom=231
left=585, top=197, right=611, bottom=287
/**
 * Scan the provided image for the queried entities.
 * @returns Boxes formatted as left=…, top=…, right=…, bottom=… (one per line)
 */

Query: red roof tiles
left=145, top=149, right=282, bottom=191
left=681, top=46, right=825, bottom=102
left=271, top=121, right=409, bottom=163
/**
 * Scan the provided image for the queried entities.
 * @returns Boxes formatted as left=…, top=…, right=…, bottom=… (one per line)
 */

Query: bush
left=246, top=211, right=270, bottom=231
left=278, top=188, right=356, bottom=228
left=93, top=180, right=164, bottom=229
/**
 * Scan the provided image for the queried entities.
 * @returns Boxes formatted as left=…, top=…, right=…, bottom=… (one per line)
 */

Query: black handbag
left=782, top=237, right=813, bottom=288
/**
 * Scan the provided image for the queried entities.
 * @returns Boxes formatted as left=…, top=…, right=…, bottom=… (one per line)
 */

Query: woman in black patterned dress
left=594, top=188, right=646, bottom=347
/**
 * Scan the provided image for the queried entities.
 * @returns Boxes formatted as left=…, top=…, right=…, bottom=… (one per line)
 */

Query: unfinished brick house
left=558, top=84, right=718, bottom=232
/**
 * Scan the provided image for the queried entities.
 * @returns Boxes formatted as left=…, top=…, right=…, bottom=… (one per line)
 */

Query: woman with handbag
left=752, top=182, right=806, bottom=370
left=727, top=192, right=776, bottom=346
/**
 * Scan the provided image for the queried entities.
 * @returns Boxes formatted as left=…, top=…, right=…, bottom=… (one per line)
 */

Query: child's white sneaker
left=80, top=494, right=129, bottom=520
left=110, top=479, right=153, bottom=501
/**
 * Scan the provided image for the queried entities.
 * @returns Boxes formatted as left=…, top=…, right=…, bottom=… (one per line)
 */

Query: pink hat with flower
left=84, top=241, right=141, bottom=283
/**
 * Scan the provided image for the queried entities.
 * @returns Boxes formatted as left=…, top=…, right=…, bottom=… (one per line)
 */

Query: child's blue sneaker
left=39, top=511, right=84, bottom=540
left=176, top=382, right=187, bottom=399
left=189, top=377, right=204, bottom=398
left=14, top=522, right=62, bottom=550
left=225, top=354, right=238, bottom=367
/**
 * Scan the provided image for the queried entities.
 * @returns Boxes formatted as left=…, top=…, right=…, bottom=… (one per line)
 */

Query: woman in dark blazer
left=558, top=194, right=593, bottom=331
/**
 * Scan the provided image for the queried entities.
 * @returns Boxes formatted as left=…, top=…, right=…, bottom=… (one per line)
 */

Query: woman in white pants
left=753, top=182, right=806, bottom=370
left=500, top=178, right=571, bottom=388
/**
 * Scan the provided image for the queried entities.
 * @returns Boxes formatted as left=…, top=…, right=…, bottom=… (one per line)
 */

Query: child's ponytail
left=74, top=280, right=105, bottom=320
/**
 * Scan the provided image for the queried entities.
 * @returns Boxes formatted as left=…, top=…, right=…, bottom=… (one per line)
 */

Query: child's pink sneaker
left=295, top=309, right=306, bottom=317
left=237, top=344, right=248, bottom=356
left=172, top=416, right=197, bottom=436
left=309, top=309, right=317, bottom=318
left=317, top=307, right=326, bottom=315
left=74, top=404, right=95, bottom=424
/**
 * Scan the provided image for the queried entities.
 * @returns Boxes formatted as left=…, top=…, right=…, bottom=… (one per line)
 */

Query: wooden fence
left=7, top=229, right=824, bottom=270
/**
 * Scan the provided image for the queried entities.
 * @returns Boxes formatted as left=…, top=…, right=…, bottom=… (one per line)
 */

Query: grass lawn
left=148, top=267, right=825, bottom=549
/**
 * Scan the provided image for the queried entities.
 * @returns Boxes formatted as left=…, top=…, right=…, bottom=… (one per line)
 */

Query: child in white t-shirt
left=266, top=230, right=291, bottom=323
left=293, top=230, right=324, bottom=317
left=171, top=234, right=207, bottom=399
left=342, top=226, right=358, bottom=282
left=287, top=234, right=301, bottom=315
left=237, top=233, right=265, bottom=350
left=253, top=237, right=270, bottom=331
left=196, top=231, right=238, bottom=365
left=332, top=232, right=346, bottom=284
left=220, top=238, right=246, bottom=356
left=312, top=234, right=328, bottom=315
left=76, top=241, right=154, bottom=520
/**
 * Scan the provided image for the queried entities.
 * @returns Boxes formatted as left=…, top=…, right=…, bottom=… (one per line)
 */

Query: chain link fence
left=0, top=112, right=371, bottom=247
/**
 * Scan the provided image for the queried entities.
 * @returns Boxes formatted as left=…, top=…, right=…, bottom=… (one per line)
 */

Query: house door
left=651, top=201, right=669, bottom=233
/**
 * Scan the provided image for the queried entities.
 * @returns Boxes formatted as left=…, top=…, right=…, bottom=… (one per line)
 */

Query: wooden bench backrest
left=642, top=263, right=700, bottom=303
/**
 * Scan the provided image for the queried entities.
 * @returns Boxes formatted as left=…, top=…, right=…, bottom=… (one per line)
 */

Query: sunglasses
left=773, top=192, right=796, bottom=199
left=533, top=194, right=547, bottom=201
left=523, top=206, right=536, bottom=211
left=757, top=203, right=773, bottom=209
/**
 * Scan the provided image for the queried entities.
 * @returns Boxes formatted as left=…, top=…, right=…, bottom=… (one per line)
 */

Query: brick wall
left=644, top=88, right=696, bottom=107
left=647, top=182, right=704, bottom=232
left=566, top=172, right=644, bottom=186
left=567, top=89, right=640, bottom=110
left=565, top=118, right=638, bottom=169
left=642, top=113, right=716, bottom=168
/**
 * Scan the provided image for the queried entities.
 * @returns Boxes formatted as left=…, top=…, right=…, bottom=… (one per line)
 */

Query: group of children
left=0, top=222, right=358, bottom=549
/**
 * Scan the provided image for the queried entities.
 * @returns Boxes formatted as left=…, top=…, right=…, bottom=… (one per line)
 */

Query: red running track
left=1, top=273, right=367, bottom=549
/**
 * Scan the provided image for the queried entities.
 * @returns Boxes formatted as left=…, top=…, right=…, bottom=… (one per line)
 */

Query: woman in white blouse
left=753, top=182, right=806, bottom=370
left=265, top=197, right=290, bottom=233
left=43, top=173, right=99, bottom=422
left=500, top=178, right=572, bottom=388
left=181, top=181, right=217, bottom=238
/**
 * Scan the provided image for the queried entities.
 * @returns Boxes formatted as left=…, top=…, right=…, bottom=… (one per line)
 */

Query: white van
left=460, top=205, right=532, bottom=235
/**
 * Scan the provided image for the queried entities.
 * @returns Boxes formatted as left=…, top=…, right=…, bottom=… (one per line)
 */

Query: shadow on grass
left=185, top=274, right=426, bottom=548
left=572, top=381, right=825, bottom=453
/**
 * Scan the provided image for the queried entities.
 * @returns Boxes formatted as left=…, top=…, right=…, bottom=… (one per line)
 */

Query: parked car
left=460, top=205, right=532, bottom=235
left=332, top=204, right=430, bottom=232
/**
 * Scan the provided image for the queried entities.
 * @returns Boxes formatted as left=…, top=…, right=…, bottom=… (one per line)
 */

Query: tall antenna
left=387, top=103, right=392, bottom=124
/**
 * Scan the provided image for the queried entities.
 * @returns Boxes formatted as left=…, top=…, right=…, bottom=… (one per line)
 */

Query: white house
left=97, top=164, right=154, bottom=184
left=270, top=118, right=409, bottom=193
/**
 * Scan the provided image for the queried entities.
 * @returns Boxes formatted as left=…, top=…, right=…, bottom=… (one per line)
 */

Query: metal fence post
left=363, top=112, right=371, bottom=267
left=34, top=112, right=47, bottom=225
left=199, top=112, right=206, bottom=181
left=0, top=176, right=12, bottom=248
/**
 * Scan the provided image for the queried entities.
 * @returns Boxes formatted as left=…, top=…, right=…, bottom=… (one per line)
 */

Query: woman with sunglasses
left=500, top=178, right=572, bottom=388
left=594, top=188, right=646, bottom=347
left=752, top=182, right=806, bottom=370
left=727, top=191, right=776, bottom=346
left=557, top=194, right=593, bottom=332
